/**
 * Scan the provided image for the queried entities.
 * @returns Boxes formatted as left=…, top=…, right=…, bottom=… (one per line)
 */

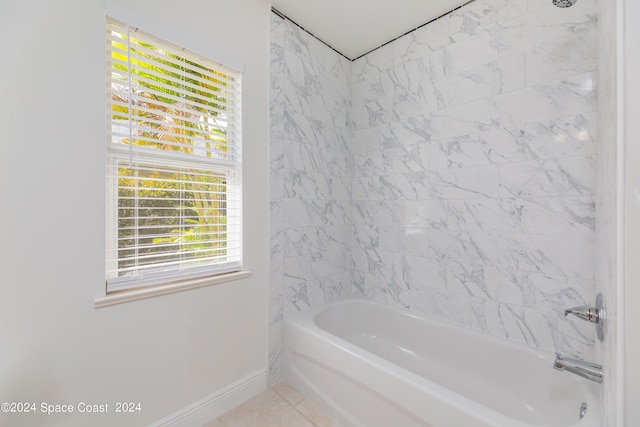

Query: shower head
left=552, top=0, right=577, bottom=7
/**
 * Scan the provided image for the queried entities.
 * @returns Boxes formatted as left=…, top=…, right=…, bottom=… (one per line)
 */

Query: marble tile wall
left=270, top=0, right=600, bottom=383
left=350, top=0, right=599, bottom=359
left=269, top=12, right=353, bottom=383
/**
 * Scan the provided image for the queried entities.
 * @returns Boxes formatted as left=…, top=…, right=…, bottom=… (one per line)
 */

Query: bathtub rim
left=283, top=296, right=602, bottom=427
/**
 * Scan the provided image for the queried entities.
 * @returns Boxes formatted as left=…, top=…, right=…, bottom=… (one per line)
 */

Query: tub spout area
left=554, top=353, right=603, bottom=384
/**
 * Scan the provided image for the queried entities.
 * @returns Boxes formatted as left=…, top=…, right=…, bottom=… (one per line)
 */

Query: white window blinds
left=106, top=18, right=242, bottom=292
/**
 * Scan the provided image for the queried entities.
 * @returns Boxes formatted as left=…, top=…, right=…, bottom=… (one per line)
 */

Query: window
left=106, top=18, right=242, bottom=293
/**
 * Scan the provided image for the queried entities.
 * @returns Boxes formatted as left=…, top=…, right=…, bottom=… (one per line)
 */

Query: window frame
left=103, top=17, right=245, bottom=299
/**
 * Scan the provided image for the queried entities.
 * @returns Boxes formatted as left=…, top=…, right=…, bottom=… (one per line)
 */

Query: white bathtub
left=283, top=298, right=601, bottom=427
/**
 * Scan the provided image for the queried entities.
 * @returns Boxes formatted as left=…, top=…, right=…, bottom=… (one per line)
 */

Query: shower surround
left=269, top=0, right=599, bottom=383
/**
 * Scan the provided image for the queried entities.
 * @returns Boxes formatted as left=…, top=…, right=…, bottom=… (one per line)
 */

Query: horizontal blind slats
left=106, top=22, right=240, bottom=88
left=109, top=77, right=242, bottom=121
left=107, top=51, right=241, bottom=95
left=106, top=17, right=242, bottom=292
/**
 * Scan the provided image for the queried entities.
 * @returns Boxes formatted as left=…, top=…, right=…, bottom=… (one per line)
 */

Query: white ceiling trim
left=268, top=0, right=473, bottom=60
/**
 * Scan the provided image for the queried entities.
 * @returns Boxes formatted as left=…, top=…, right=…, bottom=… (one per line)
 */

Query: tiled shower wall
left=270, top=0, right=599, bottom=382
left=350, top=0, right=598, bottom=357
left=269, top=13, right=354, bottom=382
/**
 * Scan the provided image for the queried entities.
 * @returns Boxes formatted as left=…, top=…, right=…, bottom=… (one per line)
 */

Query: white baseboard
left=150, top=369, right=267, bottom=427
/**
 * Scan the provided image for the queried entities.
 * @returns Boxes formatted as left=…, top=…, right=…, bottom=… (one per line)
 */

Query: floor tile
left=202, top=418, right=224, bottom=427
left=272, top=382, right=305, bottom=406
left=211, top=383, right=342, bottom=427
left=295, top=399, right=342, bottom=427
left=218, top=389, right=290, bottom=427
left=267, top=407, right=314, bottom=427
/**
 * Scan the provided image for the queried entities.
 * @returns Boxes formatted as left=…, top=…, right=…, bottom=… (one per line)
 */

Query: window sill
left=94, top=270, right=251, bottom=308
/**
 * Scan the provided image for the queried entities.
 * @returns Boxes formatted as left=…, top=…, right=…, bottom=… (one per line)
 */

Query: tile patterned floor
left=203, top=382, right=342, bottom=427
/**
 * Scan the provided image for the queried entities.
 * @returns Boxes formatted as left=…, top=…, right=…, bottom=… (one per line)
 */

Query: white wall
left=622, top=0, right=640, bottom=424
left=596, top=0, right=620, bottom=424
left=0, top=0, right=270, bottom=426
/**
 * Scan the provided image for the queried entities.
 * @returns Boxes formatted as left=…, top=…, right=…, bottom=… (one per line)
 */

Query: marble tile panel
left=447, top=261, right=501, bottom=300
left=351, top=262, right=366, bottom=295
left=353, top=224, right=380, bottom=251
left=364, top=267, right=411, bottom=309
left=501, top=196, right=595, bottom=237
left=285, top=171, right=351, bottom=201
left=430, top=165, right=500, bottom=199
left=351, top=43, right=395, bottom=82
left=444, top=33, right=500, bottom=76
left=284, top=170, right=329, bottom=200
left=387, top=115, right=432, bottom=147
left=270, top=229, right=284, bottom=264
left=351, top=176, right=384, bottom=201
left=351, top=125, right=387, bottom=155
left=450, top=0, right=528, bottom=43
left=498, top=53, right=526, bottom=93
left=498, top=233, right=595, bottom=280
left=271, top=11, right=285, bottom=35
left=283, top=22, right=326, bottom=72
left=350, top=75, right=394, bottom=127
left=494, top=0, right=597, bottom=56
left=380, top=172, right=431, bottom=200
left=515, top=113, right=598, bottom=159
left=328, top=51, right=352, bottom=84
left=446, top=198, right=514, bottom=232
left=447, top=61, right=502, bottom=106
left=270, top=130, right=285, bottom=169
left=513, top=270, right=597, bottom=314
left=312, top=73, right=351, bottom=126
left=283, top=277, right=325, bottom=315
left=283, top=111, right=324, bottom=148
left=284, top=254, right=312, bottom=280
left=284, top=140, right=318, bottom=173
left=385, top=227, right=430, bottom=258
left=499, top=72, right=597, bottom=127
left=352, top=200, right=394, bottom=226
left=311, top=246, right=350, bottom=279
left=428, top=229, right=499, bottom=266
left=470, top=300, right=532, bottom=345
left=540, top=310, right=595, bottom=359
left=282, top=199, right=351, bottom=227
left=271, top=38, right=285, bottom=74
left=285, top=227, right=316, bottom=258
left=282, top=56, right=315, bottom=117
left=353, top=149, right=393, bottom=177
left=410, top=285, right=472, bottom=328
left=525, top=26, right=597, bottom=86
left=429, top=129, right=525, bottom=169
left=498, top=155, right=596, bottom=198
left=429, top=97, right=500, bottom=139
left=393, top=15, right=450, bottom=65
left=392, top=200, right=448, bottom=230
left=389, top=61, right=448, bottom=117
left=320, top=271, right=353, bottom=301
left=268, top=327, right=282, bottom=385
left=403, top=254, right=448, bottom=290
